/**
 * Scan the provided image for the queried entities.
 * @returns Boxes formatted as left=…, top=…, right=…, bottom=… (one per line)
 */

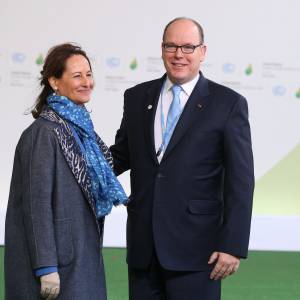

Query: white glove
left=40, top=272, right=60, bottom=299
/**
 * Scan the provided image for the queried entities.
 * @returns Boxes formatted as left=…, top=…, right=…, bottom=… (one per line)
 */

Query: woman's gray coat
left=5, top=111, right=110, bottom=300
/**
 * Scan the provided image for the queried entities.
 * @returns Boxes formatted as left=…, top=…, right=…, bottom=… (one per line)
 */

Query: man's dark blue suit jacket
left=110, top=73, right=254, bottom=271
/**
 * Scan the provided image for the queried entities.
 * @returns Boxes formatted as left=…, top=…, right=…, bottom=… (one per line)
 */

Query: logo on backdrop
left=245, top=64, right=253, bottom=76
left=106, top=57, right=120, bottom=68
left=272, top=85, right=286, bottom=96
left=222, top=63, right=236, bottom=73
left=129, top=58, right=138, bottom=70
left=35, top=54, right=44, bottom=66
left=296, top=88, right=300, bottom=99
left=12, top=52, right=26, bottom=63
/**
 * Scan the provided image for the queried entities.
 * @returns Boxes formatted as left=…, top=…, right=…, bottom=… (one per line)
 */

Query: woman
left=4, top=43, right=127, bottom=299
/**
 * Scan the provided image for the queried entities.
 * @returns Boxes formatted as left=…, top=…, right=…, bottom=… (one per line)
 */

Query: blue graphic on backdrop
left=12, top=52, right=26, bottom=63
left=222, top=63, right=236, bottom=73
left=272, top=85, right=286, bottom=96
left=106, top=57, right=120, bottom=68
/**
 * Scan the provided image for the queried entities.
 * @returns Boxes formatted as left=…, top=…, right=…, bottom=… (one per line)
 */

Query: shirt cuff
left=35, top=266, right=58, bottom=277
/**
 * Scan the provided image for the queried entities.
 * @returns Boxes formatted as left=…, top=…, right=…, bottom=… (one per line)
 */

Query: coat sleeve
left=218, top=96, right=254, bottom=258
left=20, top=124, right=58, bottom=269
left=110, top=90, right=131, bottom=175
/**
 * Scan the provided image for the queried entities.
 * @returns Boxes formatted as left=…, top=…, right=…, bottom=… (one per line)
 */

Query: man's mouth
left=172, top=63, right=186, bottom=67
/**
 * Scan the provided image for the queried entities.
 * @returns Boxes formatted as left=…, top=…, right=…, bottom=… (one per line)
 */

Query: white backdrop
left=1, top=0, right=300, bottom=250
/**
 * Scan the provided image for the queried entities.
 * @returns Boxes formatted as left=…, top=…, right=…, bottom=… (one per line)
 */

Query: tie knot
left=171, top=85, right=182, bottom=96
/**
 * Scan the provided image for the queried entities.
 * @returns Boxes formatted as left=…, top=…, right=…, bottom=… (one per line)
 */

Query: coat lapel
left=161, top=74, right=211, bottom=162
left=143, top=75, right=166, bottom=165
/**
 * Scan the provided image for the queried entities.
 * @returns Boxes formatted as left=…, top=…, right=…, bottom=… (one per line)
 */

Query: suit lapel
left=161, top=74, right=211, bottom=162
left=143, top=75, right=166, bottom=165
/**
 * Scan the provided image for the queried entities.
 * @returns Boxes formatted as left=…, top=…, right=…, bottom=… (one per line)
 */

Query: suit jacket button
left=157, top=173, right=164, bottom=178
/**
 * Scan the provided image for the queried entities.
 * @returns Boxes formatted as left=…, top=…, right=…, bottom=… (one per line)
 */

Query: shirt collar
left=164, top=73, right=200, bottom=97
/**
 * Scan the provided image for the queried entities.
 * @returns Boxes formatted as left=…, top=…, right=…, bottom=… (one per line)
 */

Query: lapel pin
left=147, top=105, right=152, bottom=110
left=197, top=104, right=203, bottom=109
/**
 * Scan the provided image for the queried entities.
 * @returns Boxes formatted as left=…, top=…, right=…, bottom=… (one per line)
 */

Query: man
left=110, top=17, right=254, bottom=300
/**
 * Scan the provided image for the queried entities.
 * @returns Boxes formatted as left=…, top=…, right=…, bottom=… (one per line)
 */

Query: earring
left=52, top=86, right=58, bottom=95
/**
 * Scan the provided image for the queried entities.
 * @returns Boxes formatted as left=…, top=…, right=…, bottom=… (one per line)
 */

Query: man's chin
left=170, top=76, right=188, bottom=85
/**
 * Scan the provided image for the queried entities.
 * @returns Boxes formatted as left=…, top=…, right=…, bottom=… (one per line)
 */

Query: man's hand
left=40, top=272, right=60, bottom=299
left=208, top=252, right=240, bottom=280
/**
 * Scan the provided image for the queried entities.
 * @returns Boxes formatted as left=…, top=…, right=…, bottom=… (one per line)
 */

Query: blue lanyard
left=157, top=98, right=166, bottom=156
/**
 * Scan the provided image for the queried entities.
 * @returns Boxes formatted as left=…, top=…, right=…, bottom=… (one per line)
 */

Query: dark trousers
left=128, top=253, right=221, bottom=300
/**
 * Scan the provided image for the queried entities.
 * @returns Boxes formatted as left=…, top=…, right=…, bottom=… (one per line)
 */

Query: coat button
left=157, top=173, right=164, bottom=178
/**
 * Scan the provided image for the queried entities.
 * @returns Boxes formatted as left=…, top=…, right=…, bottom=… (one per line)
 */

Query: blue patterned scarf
left=47, top=94, right=127, bottom=217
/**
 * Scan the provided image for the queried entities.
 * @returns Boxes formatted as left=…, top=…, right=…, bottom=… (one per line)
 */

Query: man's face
left=162, top=19, right=206, bottom=84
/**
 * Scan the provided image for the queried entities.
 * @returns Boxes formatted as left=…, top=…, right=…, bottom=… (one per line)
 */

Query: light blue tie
left=164, top=84, right=182, bottom=149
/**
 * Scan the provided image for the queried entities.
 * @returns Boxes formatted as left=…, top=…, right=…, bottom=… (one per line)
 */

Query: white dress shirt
left=154, top=74, right=200, bottom=162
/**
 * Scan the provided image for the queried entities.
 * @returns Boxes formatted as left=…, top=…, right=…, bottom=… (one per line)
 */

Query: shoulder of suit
left=207, top=79, right=244, bottom=98
left=125, top=77, right=162, bottom=94
left=206, top=78, right=247, bottom=106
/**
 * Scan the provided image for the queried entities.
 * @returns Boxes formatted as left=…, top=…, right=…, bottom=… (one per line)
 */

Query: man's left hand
left=208, top=252, right=240, bottom=280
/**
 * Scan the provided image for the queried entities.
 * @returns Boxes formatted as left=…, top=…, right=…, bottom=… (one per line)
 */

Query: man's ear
left=199, top=45, right=207, bottom=62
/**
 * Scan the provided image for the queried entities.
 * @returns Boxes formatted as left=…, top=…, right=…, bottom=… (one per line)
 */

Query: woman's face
left=52, top=54, right=94, bottom=105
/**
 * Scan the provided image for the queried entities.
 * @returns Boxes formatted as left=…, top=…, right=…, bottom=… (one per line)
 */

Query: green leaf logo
left=245, top=64, right=253, bottom=76
left=36, top=54, right=44, bottom=66
left=296, top=88, right=300, bottom=99
left=130, top=58, right=138, bottom=70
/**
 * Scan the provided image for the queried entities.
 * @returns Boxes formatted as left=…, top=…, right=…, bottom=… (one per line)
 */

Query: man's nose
left=174, top=47, right=184, bottom=58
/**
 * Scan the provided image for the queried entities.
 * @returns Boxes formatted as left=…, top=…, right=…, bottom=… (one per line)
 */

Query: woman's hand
left=40, top=272, right=60, bottom=299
